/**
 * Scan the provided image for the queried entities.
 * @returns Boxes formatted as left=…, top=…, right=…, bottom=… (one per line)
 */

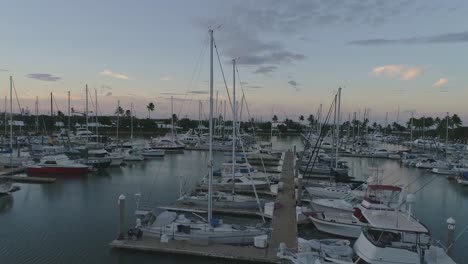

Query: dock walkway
left=268, top=150, right=297, bottom=256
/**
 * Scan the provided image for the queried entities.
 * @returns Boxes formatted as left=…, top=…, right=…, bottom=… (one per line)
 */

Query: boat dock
left=268, top=150, right=298, bottom=256
left=0, top=175, right=56, bottom=183
left=109, top=149, right=298, bottom=262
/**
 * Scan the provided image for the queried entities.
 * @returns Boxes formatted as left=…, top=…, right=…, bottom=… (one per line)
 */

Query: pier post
left=446, top=217, right=455, bottom=254
left=117, top=194, right=126, bottom=240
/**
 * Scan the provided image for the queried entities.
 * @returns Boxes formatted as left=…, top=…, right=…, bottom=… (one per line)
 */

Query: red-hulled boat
left=27, top=154, right=90, bottom=175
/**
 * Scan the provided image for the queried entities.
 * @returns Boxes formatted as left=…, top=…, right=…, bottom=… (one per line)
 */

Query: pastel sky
left=1, top=0, right=467, bottom=124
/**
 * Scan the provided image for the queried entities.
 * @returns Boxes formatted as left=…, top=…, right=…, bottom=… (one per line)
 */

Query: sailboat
left=0, top=77, right=31, bottom=168
left=151, top=96, right=185, bottom=152
left=133, top=30, right=267, bottom=245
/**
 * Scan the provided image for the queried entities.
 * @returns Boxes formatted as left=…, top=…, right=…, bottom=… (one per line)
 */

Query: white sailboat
left=134, top=30, right=267, bottom=245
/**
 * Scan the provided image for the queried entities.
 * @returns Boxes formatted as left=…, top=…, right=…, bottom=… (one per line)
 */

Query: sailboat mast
left=446, top=112, right=449, bottom=156
left=67, top=91, right=71, bottom=132
left=130, top=102, right=134, bottom=140
left=50, top=92, right=53, bottom=117
left=95, top=89, right=98, bottom=138
left=410, top=111, right=413, bottom=144
left=4, top=96, right=7, bottom=136
left=85, top=85, right=89, bottom=143
left=9, top=76, right=13, bottom=151
left=171, top=96, right=174, bottom=142
left=35, top=96, right=39, bottom=134
left=207, top=29, right=214, bottom=222
left=231, top=59, right=236, bottom=194
left=116, top=100, right=120, bottom=141
left=335, top=88, right=341, bottom=169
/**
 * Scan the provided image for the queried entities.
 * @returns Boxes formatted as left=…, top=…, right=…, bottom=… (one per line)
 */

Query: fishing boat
left=27, top=154, right=90, bottom=175
left=309, top=185, right=403, bottom=238
left=310, top=195, right=360, bottom=214
left=119, top=148, right=145, bottom=161
left=354, top=226, right=455, bottom=263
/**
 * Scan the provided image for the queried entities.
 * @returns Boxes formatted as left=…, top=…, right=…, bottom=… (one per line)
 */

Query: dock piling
left=446, top=217, right=455, bottom=254
left=118, top=194, right=126, bottom=240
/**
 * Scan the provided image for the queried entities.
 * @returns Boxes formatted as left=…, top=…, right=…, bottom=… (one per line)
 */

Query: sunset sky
left=1, top=0, right=467, bottom=124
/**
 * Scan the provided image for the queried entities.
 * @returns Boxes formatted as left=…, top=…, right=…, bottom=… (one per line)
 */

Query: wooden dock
left=0, top=167, right=26, bottom=176
left=110, top=236, right=278, bottom=263
left=268, top=150, right=298, bottom=256
left=0, top=175, right=56, bottom=183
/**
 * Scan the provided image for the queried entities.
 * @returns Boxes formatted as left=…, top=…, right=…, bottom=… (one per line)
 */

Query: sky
left=1, top=0, right=468, bottom=124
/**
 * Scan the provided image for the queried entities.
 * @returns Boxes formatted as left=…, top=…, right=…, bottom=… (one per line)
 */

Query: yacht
left=134, top=210, right=267, bottom=245
left=309, top=185, right=403, bottom=238
left=88, top=149, right=124, bottom=166
left=354, top=226, right=455, bottom=264
left=310, top=195, right=360, bottom=214
left=27, top=155, right=90, bottom=175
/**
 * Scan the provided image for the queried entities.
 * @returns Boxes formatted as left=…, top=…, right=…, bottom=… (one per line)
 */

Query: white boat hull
left=309, top=214, right=363, bottom=238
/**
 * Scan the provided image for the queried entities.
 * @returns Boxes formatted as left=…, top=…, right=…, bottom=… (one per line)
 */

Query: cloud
left=188, top=90, right=209, bottom=94
left=247, top=85, right=262, bottom=89
left=288, top=80, right=299, bottom=87
left=253, top=66, right=277, bottom=74
left=99, top=69, right=130, bottom=80
left=101, top=85, right=112, bottom=90
left=160, top=76, right=172, bottom=81
left=433, top=78, right=448, bottom=87
left=350, top=31, right=468, bottom=45
left=105, top=92, right=112, bottom=96
left=372, top=65, right=424, bottom=80
left=0, top=69, right=8, bottom=72
left=26, top=73, right=62, bottom=82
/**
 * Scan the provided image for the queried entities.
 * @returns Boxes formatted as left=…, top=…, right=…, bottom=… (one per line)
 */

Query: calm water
left=0, top=136, right=466, bottom=263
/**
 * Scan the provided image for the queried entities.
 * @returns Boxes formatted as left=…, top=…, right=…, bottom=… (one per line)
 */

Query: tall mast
left=171, top=96, right=174, bottom=142
left=330, top=94, right=337, bottom=170
left=85, top=85, right=89, bottom=143
left=130, top=102, right=134, bottom=140
left=67, top=91, right=71, bottom=132
left=335, top=88, right=341, bottom=169
left=9, top=76, right=13, bottom=150
left=95, top=89, right=98, bottom=138
left=4, top=96, right=7, bottom=136
left=198, top=100, right=202, bottom=135
left=384, top=112, right=388, bottom=135
left=50, top=92, right=53, bottom=117
left=116, top=100, right=120, bottom=141
left=35, top=96, right=39, bottom=134
left=207, top=29, right=214, bottom=222
left=231, top=59, right=237, bottom=194
left=446, top=112, right=449, bottom=157
left=410, top=111, right=414, bottom=146
left=9, top=77, right=13, bottom=168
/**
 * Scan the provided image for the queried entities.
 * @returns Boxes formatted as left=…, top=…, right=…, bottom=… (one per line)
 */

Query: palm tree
left=125, top=110, right=131, bottom=117
left=272, top=115, right=278, bottom=122
left=451, top=114, right=462, bottom=128
left=299, top=115, right=304, bottom=121
left=307, top=114, right=314, bottom=125
left=147, top=102, right=155, bottom=119
left=115, top=106, right=124, bottom=115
